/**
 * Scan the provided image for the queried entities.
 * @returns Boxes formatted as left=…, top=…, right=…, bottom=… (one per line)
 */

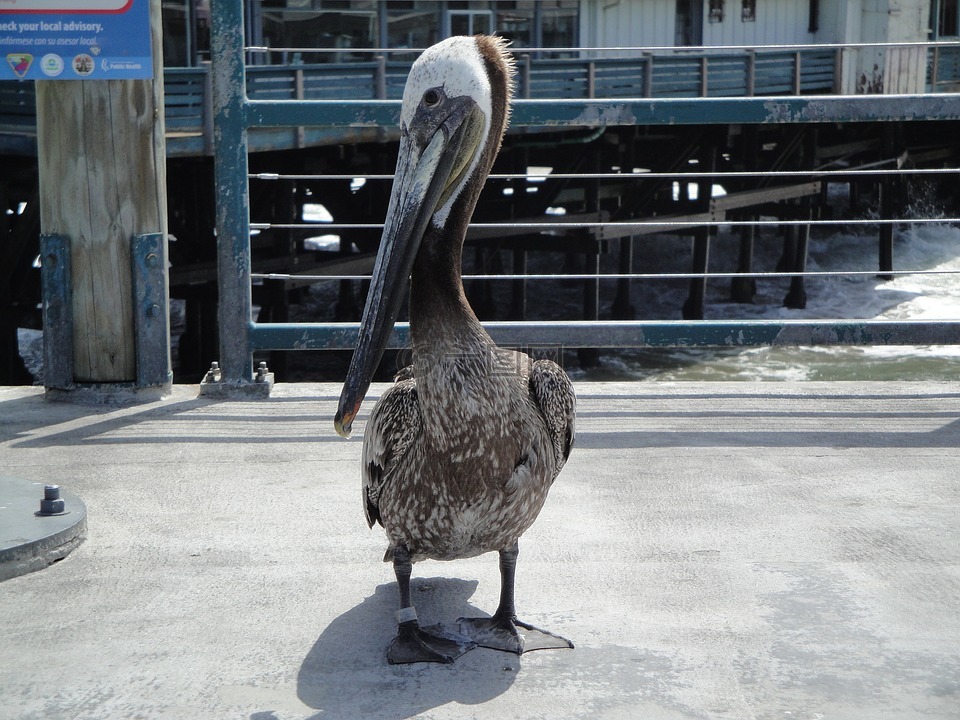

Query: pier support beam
left=35, top=0, right=170, bottom=396
left=578, top=150, right=602, bottom=368
left=731, top=126, right=759, bottom=304
left=731, top=222, right=758, bottom=304
left=782, top=215, right=811, bottom=309
left=611, top=237, right=636, bottom=319
left=783, top=129, right=818, bottom=309
left=877, top=124, right=903, bottom=281
left=683, top=143, right=717, bottom=320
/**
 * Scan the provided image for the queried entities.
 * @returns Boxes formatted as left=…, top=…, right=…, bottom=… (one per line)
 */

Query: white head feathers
left=401, top=36, right=496, bottom=228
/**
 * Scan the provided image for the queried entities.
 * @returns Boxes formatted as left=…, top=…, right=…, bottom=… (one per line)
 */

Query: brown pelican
left=334, top=35, right=575, bottom=664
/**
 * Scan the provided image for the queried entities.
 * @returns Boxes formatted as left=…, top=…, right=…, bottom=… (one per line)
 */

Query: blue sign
left=0, top=0, right=153, bottom=80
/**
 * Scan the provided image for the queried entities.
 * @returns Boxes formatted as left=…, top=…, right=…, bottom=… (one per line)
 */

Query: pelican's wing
left=361, top=378, right=421, bottom=528
left=529, top=359, right=576, bottom=473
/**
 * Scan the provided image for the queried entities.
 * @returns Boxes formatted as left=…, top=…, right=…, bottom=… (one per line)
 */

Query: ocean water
left=568, top=219, right=960, bottom=382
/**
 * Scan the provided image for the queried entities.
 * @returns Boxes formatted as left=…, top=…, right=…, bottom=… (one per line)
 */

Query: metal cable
left=246, top=40, right=960, bottom=55
left=250, top=168, right=960, bottom=182
left=251, top=218, right=960, bottom=231
left=251, top=268, right=960, bottom=283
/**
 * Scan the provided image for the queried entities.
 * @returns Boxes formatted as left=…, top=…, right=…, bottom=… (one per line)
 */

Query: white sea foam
left=572, top=220, right=960, bottom=382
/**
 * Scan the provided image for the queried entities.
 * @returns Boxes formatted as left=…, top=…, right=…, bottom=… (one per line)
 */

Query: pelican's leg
left=386, top=544, right=475, bottom=664
left=458, top=540, right=574, bottom=654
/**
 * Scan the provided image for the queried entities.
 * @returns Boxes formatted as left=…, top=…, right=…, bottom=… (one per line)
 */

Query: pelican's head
left=395, top=35, right=513, bottom=228
left=335, top=35, right=514, bottom=438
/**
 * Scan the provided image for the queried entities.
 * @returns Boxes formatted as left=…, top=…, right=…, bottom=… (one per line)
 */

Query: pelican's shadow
left=296, top=577, right=518, bottom=719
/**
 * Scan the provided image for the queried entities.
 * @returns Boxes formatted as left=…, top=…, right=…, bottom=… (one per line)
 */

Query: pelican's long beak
left=335, top=96, right=484, bottom=437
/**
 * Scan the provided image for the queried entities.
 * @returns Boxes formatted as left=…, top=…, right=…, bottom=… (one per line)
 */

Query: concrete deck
left=0, top=381, right=958, bottom=720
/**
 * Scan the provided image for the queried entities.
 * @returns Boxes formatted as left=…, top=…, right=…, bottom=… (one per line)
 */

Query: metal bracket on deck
left=39, top=234, right=74, bottom=391
left=40, top=232, right=173, bottom=394
left=199, top=360, right=274, bottom=398
left=131, top=232, right=173, bottom=389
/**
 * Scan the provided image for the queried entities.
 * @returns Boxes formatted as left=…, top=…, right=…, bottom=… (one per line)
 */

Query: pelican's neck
left=409, top=220, right=489, bottom=358
left=408, top=221, right=517, bottom=444
left=408, top=69, right=507, bottom=396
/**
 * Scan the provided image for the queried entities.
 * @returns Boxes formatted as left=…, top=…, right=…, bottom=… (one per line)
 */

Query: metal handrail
left=246, top=40, right=960, bottom=55
left=6, top=42, right=959, bottom=157
left=252, top=269, right=960, bottom=283
left=247, top=320, right=960, bottom=353
left=249, top=168, right=960, bottom=181
left=207, top=0, right=960, bottom=387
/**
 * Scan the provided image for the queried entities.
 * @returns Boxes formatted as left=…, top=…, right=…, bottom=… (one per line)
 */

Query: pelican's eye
left=422, top=88, right=442, bottom=108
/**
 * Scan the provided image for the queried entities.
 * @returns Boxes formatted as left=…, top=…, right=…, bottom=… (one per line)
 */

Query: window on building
left=937, top=0, right=960, bottom=37
left=497, top=3, right=533, bottom=48
left=675, top=0, right=704, bottom=46
left=539, top=1, right=578, bottom=54
left=162, top=0, right=210, bottom=67
left=708, top=0, right=724, bottom=24
left=161, top=1, right=189, bottom=66
left=450, top=9, right=493, bottom=36
left=808, top=0, right=819, bottom=32
left=386, top=1, right=440, bottom=54
left=449, top=1, right=578, bottom=57
left=258, top=0, right=378, bottom=63
left=167, top=0, right=580, bottom=66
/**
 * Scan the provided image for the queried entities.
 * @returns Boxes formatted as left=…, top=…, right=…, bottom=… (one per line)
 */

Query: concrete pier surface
left=0, top=381, right=958, bottom=720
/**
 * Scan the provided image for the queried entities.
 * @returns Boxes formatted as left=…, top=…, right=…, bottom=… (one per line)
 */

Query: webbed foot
left=458, top=614, right=574, bottom=655
left=387, top=621, right=476, bottom=664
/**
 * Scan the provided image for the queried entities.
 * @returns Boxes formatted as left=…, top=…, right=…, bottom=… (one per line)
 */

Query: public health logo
left=40, top=54, right=64, bottom=78
left=6, top=54, right=33, bottom=78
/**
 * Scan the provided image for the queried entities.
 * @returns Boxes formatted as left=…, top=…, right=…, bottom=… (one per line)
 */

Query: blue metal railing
left=4, top=42, right=960, bottom=157
left=207, top=0, right=960, bottom=387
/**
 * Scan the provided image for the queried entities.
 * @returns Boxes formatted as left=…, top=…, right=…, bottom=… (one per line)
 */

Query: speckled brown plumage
left=363, top=343, right=574, bottom=562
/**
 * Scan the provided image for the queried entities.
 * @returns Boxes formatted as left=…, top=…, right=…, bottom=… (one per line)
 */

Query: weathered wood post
left=36, top=0, right=170, bottom=396
left=877, top=123, right=901, bottom=281
left=682, top=141, right=717, bottom=321
left=578, top=146, right=601, bottom=369
left=731, top=125, right=759, bottom=304
left=783, top=128, right=817, bottom=310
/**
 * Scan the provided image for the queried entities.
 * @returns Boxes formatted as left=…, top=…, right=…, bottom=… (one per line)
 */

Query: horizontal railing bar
left=251, top=218, right=960, bottom=230
left=243, top=94, right=960, bottom=128
left=250, top=268, right=960, bottom=283
left=250, top=167, right=960, bottom=181
left=249, top=319, right=960, bottom=352
left=245, top=40, right=960, bottom=55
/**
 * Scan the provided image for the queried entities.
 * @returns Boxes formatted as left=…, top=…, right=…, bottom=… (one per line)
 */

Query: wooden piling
left=35, top=0, right=168, bottom=385
left=683, top=143, right=716, bottom=321
left=877, top=124, right=901, bottom=280
left=731, top=125, right=759, bottom=304
left=578, top=148, right=601, bottom=368
left=783, top=128, right=816, bottom=310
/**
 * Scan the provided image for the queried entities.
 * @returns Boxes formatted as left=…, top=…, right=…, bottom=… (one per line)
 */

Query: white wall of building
left=700, top=1, right=814, bottom=46
left=580, top=0, right=678, bottom=54
left=582, top=0, right=844, bottom=50
left=580, top=0, right=932, bottom=93
left=851, top=0, right=930, bottom=93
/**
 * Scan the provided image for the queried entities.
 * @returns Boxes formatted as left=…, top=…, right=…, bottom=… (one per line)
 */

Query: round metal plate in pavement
left=0, top=476, right=87, bottom=582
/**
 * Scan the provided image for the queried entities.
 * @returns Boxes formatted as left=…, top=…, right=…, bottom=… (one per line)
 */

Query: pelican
left=334, top=35, right=575, bottom=664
